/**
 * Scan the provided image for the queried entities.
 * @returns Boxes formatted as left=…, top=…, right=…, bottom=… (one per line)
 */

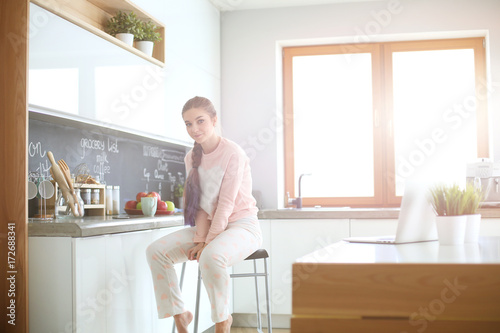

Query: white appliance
left=466, top=158, right=500, bottom=205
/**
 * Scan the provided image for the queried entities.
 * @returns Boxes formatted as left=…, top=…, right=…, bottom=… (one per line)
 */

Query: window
left=283, top=38, right=488, bottom=207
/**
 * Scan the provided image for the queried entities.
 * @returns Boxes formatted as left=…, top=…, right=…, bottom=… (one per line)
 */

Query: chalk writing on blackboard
left=80, top=137, right=105, bottom=158
left=78, top=135, right=120, bottom=183
left=29, top=117, right=186, bottom=203
left=143, top=146, right=185, bottom=163
left=28, top=141, right=51, bottom=178
left=108, top=138, right=119, bottom=153
left=142, top=146, right=185, bottom=187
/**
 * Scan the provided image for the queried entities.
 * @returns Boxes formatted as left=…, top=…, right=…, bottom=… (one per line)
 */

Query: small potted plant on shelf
left=135, top=20, right=162, bottom=56
left=173, top=183, right=184, bottom=211
left=105, top=11, right=141, bottom=46
left=462, top=183, right=483, bottom=243
left=429, top=183, right=467, bottom=245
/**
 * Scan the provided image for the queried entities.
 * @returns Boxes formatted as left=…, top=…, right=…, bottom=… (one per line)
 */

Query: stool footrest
left=230, top=273, right=268, bottom=278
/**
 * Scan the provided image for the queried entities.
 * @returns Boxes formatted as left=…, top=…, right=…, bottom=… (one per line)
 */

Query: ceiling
left=209, top=0, right=381, bottom=11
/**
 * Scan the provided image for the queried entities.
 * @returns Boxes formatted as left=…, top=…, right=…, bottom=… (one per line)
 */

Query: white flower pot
left=464, top=214, right=481, bottom=243
left=136, top=41, right=154, bottom=56
left=115, top=33, right=134, bottom=46
left=435, top=215, right=466, bottom=245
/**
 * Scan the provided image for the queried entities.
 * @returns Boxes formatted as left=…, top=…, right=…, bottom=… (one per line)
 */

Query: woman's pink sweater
left=184, top=138, right=258, bottom=243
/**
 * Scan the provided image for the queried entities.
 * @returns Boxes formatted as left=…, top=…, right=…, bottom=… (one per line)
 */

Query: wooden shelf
left=77, top=184, right=106, bottom=216
left=83, top=204, right=105, bottom=209
left=48, top=182, right=107, bottom=217
left=30, top=0, right=165, bottom=67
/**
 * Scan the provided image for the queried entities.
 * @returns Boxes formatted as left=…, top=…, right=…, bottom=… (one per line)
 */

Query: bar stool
left=172, top=249, right=272, bottom=333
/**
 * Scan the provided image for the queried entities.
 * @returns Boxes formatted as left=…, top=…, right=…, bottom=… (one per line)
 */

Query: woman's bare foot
left=173, top=311, right=193, bottom=333
left=215, top=314, right=232, bottom=333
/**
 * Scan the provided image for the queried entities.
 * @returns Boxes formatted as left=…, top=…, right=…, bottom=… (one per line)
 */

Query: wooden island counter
left=292, top=237, right=500, bottom=332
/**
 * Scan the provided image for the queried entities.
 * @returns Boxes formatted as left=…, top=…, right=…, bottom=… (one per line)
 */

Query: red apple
left=136, top=191, right=148, bottom=203
left=157, top=200, right=168, bottom=211
left=125, top=200, right=138, bottom=210
left=147, top=191, right=161, bottom=201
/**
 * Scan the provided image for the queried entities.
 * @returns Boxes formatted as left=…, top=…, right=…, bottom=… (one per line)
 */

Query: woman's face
left=182, top=107, right=217, bottom=144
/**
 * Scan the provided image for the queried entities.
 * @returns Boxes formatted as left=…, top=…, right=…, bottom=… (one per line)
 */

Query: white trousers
left=146, top=215, right=262, bottom=323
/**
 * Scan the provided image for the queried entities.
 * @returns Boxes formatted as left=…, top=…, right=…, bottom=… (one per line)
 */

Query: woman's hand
left=187, top=242, right=206, bottom=262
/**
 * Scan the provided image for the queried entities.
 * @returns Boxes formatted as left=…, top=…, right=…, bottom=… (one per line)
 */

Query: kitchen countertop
left=28, top=214, right=185, bottom=237
left=30, top=207, right=500, bottom=238
left=258, top=207, right=500, bottom=219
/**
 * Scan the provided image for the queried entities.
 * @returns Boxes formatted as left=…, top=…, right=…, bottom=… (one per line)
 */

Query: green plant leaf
left=105, top=11, right=142, bottom=37
left=135, top=20, right=162, bottom=42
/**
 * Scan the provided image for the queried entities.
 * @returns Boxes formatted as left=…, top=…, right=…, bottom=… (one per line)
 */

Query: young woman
left=146, top=96, right=262, bottom=333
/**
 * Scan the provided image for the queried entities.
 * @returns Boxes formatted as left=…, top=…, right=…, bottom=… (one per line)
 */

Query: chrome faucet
left=287, top=173, right=311, bottom=208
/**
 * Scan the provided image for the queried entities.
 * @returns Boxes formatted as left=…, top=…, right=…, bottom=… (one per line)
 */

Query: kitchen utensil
left=28, top=181, right=37, bottom=200
left=47, top=151, right=79, bottom=217
left=58, top=159, right=83, bottom=216
left=38, top=179, right=55, bottom=199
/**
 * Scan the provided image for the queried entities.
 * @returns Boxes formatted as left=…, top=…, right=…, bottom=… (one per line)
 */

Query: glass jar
left=81, top=188, right=91, bottom=205
left=91, top=189, right=100, bottom=204
left=112, top=186, right=120, bottom=215
left=74, top=188, right=85, bottom=217
left=56, top=189, right=85, bottom=218
left=106, top=185, right=113, bottom=215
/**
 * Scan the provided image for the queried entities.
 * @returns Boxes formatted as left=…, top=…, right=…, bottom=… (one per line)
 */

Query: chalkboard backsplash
left=29, top=113, right=188, bottom=213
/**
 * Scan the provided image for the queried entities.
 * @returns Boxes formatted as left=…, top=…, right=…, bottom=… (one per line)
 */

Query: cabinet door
left=73, top=235, right=107, bottom=333
left=270, top=219, right=349, bottom=315
left=105, top=230, right=155, bottom=333
left=29, top=237, right=73, bottom=333
left=480, top=218, right=500, bottom=236
left=350, top=219, right=398, bottom=237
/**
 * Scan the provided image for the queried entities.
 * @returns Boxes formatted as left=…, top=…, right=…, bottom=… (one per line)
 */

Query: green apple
left=136, top=202, right=142, bottom=210
left=165, top=201, right=175, bottom=211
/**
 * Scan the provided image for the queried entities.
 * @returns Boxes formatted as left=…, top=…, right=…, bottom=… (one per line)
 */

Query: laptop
left=343, top=180, right=438, bottom=244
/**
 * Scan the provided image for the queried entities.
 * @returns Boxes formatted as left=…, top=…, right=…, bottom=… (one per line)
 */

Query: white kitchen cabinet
left=349, top=218, right=398, bottom=237
left=29, top=237, right=73, bottom=333
left=232, top=219, right=350, bottom=318
left=270, top=219, right=350, bottom=315
left=480, top=218, right=500, bottom=236
left=351, top=217, right=500, bottom=237
left=104, top=230, right=156, bottom=333
left=29, top=225, right=213, bottom=333
left=74, top=235, right=108, bottom=332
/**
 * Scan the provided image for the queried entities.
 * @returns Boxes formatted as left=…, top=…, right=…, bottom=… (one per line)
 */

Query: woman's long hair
left=182, top=96, right=217, bottom=226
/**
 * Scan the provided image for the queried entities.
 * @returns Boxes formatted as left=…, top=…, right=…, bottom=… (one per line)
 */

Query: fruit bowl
left=124, top=208, right=174, bottom=216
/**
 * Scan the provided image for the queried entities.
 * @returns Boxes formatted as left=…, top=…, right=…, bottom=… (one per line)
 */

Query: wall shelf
left=31, top=0, right=165, bottom=67
left=48, top=182, right=107, bottom=217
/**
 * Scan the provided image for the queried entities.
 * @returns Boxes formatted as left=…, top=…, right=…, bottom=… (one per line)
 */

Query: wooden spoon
left=47, top=151, right=79, bottom=217
left=58, top=159, right=83, bottom=216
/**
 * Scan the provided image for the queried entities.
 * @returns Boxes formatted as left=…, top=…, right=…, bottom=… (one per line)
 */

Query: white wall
left=135, top=0, right=221, bottom=144
left=220, top=0, right=500, bottom=209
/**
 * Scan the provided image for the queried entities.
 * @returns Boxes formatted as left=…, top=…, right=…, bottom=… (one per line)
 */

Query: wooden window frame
left=283, top=37, right=488, bottom=208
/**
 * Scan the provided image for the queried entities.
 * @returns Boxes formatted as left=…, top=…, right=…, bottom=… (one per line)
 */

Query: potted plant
left=462, top=184, right=483, bottom=243
left=173, top=183, right=184, bottom=210
left=429, top=183, right=467, bottom=245
left=105, top=11, right=141, bottom=46
left=135, top=20, right=162, bottom=56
